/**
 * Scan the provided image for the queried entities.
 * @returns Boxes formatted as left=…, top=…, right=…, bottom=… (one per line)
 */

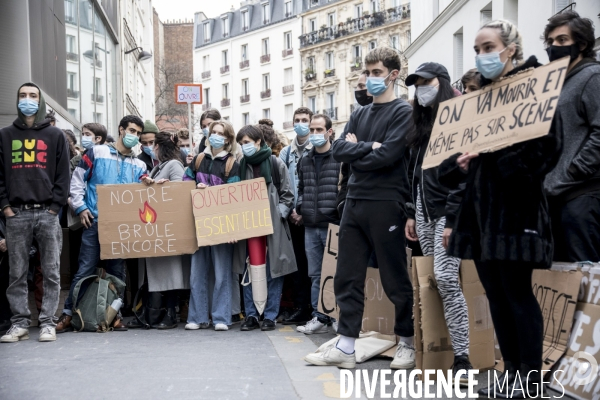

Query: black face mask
left=546, top=44, right=580, bottom=62
left=355, top=89, right=373, bottom=107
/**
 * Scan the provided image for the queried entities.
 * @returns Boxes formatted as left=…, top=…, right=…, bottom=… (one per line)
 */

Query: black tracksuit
left=332, top=98, right=414, bottom=338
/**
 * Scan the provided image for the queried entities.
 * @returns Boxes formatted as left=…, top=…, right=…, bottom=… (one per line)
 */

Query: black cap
left=405, top=62, right=451, bottom=86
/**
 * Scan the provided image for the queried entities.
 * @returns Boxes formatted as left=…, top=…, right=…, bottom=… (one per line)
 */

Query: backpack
left=193, top=153, right=236, bottom=178
left=70, top=269, right=126, bottom=333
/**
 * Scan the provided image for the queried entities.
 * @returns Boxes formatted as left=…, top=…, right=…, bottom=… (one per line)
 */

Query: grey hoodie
left=544, top=59, right=600, bottom=202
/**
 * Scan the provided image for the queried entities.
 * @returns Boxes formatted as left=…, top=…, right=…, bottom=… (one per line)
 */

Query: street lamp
left=125, top=47, right=153, bottom=63
left=83, top=44, right=110, bottom=65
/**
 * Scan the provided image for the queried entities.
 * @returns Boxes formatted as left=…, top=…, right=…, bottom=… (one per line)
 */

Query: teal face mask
left=122, top=133, right=139, bottom=149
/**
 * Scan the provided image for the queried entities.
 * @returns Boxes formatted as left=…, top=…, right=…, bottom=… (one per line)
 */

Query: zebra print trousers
left=416, top=186, right=470, bottom=357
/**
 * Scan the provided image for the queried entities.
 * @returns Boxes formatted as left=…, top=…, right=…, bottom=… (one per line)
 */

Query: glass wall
left=64, top=0, right=118, bottom=137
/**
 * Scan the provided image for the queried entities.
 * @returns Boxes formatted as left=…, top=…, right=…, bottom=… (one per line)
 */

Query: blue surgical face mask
left=242, top=142, right=257, bottom=157
left=366, top=71, right=393, bottom=97
left=476, top=48, right=508, bottom=79
left=122, top=132, right=139, bottom=149
left=18, top=99, right=39, bottom=117
left=416, top=85, right=439, bottom=107
left=81, top=136, right=94, bottom=150
left=294, top=123, right=310, bottom=137
left=181, top=147, right=190, bottom=156
left=309, top=133, right=327, bottom=148
left=202, top=128, right=210, bottom=137
left=142, top=145, right=156, bottom=159
left=209, top=134, right=225, bottom=149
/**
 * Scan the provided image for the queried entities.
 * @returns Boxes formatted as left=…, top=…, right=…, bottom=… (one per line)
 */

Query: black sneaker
left=452, top=355, right=473, bottom=387
left=282, top=308, right=312, bottom=325
left=261, top=319, right=276, bottom=331
left=240, top=316, right=260, bottom=331
left=231, top=313, right=244, bottom=324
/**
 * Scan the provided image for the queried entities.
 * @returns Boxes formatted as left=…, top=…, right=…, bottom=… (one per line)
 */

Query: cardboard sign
left=532, top=269, right=583, bottom=370
left=191, top=178, right=274, bottom=246
left=422, top=57, right=569, bottom=169
left=97, top=181, right=198, bottom=260
left=174, top=83, right=202, bottom=104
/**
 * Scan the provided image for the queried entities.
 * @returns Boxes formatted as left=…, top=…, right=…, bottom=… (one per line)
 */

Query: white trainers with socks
left=0, top=326, right=29, bottom=343
left=390, top=342, right=416, bottom=369
left=296, top=317, right=329, bottom=335
left=304, top=340, right=356, bottom=369
left=39, top=327, right=56, bottom=342
left=214, top=323, right=228, bottom=331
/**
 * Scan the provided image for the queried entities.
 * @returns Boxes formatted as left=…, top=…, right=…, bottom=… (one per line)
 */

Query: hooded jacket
left=544, top=58, right=600, bottom=202
left=0, top=83, right=70, bottom=213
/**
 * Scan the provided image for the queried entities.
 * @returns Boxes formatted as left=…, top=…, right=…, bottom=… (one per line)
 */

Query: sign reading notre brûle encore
left=422, top=57, right=569, bottom=169
left=191, top=178, right=274, bottom=246
left=97, top=181, right=198, bottom=260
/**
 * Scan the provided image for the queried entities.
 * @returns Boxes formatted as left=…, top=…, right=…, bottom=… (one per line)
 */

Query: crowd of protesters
left=0, top=10, right=598, bottom=398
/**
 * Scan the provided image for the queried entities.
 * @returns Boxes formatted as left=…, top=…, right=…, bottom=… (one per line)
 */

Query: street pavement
left=0, top=320, right=567, bottom=400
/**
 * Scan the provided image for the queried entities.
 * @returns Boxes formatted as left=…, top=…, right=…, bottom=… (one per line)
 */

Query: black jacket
left=440, top=56, right=560, bottom=268
left=297, top=148, right=341, bottom=228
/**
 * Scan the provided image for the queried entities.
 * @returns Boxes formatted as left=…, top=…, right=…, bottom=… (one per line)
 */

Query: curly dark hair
left=154, top=131, right=181, bottom=163
left=257, top=119, right=283, bottom=156
left=544, top=10, right=597, bottom=59
left=293, top=107, right=314, bottom=121
left=119, top=115, right=144, bottom=132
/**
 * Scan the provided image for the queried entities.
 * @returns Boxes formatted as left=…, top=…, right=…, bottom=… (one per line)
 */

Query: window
left=284, top=68, right=293, bottom=85
left=353, top=45, right=362, bottom=60
left=203, top=22, right=211, bottom=42
left=242, top=79, right=249, bottom=96
left=222, top=83, right=229, bottom=99
left=263, top=74, right=270, bottom=91
left=94, top=77, right=102, bottom=97
left=433, top=0, right=440, bottom=18
left=222, top=17, right=229, bottom=37
left=222, top=50, right=228, bottom=67
left=327, top=92, right=335, bottom=110
left=391, top=35, right=399, bottom=50
left=453, top=30, right=464, bottom=80
left=203, top=55, right=210, bottom=72
left=262, top=2, right=270, bottom=24
left=284, top=0, right=292, bottom=17
left=262, top=38, right=269, bottom=55
left=263, top=109, right=270, bottom=119
left=307, top=56, right=315, bottom=71
left=285, top=104, right=293, bottom=122
left=242, top=113, right=249, bottom=125
left=328, top=12, right=335, bottom=27
left=309, top=18, right=317, bottom=32
left=241, top=44, right=248, bottom=61
left=554, top=0, right=572, bottom=14
left=308, top=96, right=316, bottom=113
left=284, top=31, right=292, bottom=50
left=65, top=0, right=75, bottom=22
left=368, top=40, right=377, bottom=50
left=370, top=0, right=379, bottom=13
left=325, top=52, right=334, bottom=69
left=94, top=112, right=103, bottom=123
left=241, top=10, right=249, bottom=30
left=204, top=88, right=211, bottom=105
left=66, top=35, right=76, bottom=54
left=67, top=72, right=77, bottom=91
left=480, top=2, right=493, bottom=26
left=355, top=4, right=363, bottom=18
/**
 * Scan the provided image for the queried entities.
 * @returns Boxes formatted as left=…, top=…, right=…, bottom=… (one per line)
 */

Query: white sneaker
left=296, top=317, right=329, bottom=335
left=304, top=341, right=356, bottom=369
left=214, top=323, right=228, bottom=331
left=39, top=327, right=56, bottom=342
left=0, top=326, right=29, bottom=343
left=185, top=323, right=200, bottom=330
left=390, top=342, right=416, bottom=369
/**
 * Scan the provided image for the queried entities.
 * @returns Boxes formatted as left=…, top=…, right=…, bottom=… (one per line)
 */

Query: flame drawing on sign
left=139, top=201, right=157, bottom=224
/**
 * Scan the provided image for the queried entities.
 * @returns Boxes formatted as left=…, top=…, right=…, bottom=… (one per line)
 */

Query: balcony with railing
left=67, top=88, right=79, bottom=99
left=322, top=107, right=338, bottom=120
left=324, top=69, right=336, bottom=78
left=282, top=48, right=293, bottom=58
left=240, top=94, right=250, bottom=103
left=299, top=5, right=411, bottom=48
left=283, top=85, right=294, bottom=94
left=220, top=65, right=230, bottom=74
left=202, top=71, right=211, bottom=79
left=221, top=99, right=230, bottom=107
left=260, top=89, right=271, bottom=99
left=91, top=94, right=104, bottom=103
left=350, top=58, right=363, bottom=72
left=283, top=121, right=294, bottom=129
left=202, top=103, right=212, bottom=111
left=305, top=71, right=316, bottom=82
left=239, top=59, right=249, bottom=69
left=67, top=52, right=79, bottom=62
left=260, top=54, right=271, bottom=64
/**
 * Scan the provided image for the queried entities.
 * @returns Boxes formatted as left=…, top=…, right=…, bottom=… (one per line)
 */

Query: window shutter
left=454, top=33, right=463, bottom=80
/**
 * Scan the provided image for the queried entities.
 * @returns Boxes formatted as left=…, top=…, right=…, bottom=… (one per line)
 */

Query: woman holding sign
left=404, top=62, right=473, bottom=384
left=234, top=125, right=296, bottom=332
left=439, top=20, right=560, bottom=398
left=183, top=120, right=240, bottom=331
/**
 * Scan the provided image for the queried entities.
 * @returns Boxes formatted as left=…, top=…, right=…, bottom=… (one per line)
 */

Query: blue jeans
left=188, top=243, right=233, bottom=325
left=63, top=220, right=124, bottom=315
left=305, top=226, right=330, bottom=321
left=243, top=256, right=284, bottom=321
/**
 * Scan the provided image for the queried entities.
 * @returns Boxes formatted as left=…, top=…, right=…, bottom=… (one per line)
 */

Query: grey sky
left=153, top=1, right=236, bottom=22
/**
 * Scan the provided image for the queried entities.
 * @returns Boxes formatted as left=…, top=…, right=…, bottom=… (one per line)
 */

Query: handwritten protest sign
left=97, top=181, right=198, bottom=260
left=191, top=178, right=274, bottom=246
left=174, top=83, right=203, bottom=104
left=422, top=57, right=569, bottom=169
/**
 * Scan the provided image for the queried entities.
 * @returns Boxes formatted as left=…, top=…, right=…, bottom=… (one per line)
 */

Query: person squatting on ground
left=304, top=47, right=415, bottom=370
left=184, top=120, right=240, bottom=331
left=404, top=62, right=473, bottom=383
left=439, top=19, right=558, bottom=398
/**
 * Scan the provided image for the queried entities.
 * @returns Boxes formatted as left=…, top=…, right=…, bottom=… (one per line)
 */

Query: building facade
left=405, top=0, right=600, bottom=94
left=193, top=0, right=305, bottom=136
left=299, top=0, right=411, bottom=134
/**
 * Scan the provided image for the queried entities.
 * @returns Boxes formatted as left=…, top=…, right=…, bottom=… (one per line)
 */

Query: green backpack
left=70, top=269, right=126, bottom=333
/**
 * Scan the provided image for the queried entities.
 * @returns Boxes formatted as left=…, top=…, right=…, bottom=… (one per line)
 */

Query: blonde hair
left=208, top=120, right=237, bottom=155
left=480, top=19, right=524, bottom=64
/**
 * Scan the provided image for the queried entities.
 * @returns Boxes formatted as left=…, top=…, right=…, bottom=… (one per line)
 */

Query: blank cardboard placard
left=422, top=57, right=569, bottom=169
left=191, top=178, right=274, bottom=246
left=97, top=181, right=198, bottom=260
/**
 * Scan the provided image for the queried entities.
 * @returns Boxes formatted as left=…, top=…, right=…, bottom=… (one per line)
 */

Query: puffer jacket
left=297, top=148, right=341, bottom=228
left=183, top=148, right=240, bottom=186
